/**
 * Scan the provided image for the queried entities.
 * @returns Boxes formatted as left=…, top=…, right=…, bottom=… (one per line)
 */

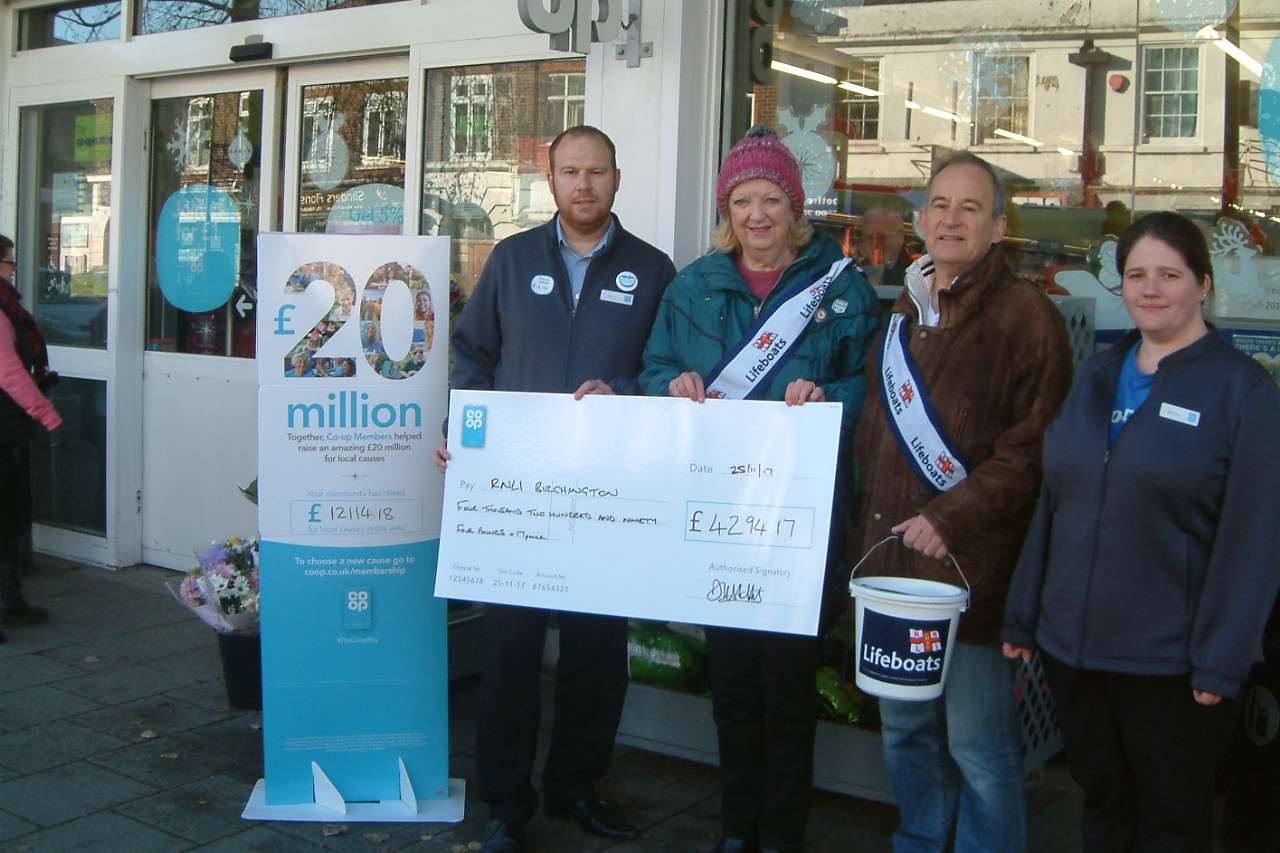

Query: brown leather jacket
left=849, top=245, right=1073, bottom=644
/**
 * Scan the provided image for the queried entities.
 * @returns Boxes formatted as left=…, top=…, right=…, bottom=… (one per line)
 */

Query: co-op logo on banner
left=860, top=612, right=951, bottom=687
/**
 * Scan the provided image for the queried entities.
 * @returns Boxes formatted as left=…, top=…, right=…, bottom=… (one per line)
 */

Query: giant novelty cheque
left=255, top=234, right=452, bottom=810
left=435, top=391, right=843, bottom=636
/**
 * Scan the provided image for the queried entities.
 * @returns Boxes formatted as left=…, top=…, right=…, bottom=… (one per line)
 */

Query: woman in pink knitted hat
left=640, top=127, right=880, bottom=853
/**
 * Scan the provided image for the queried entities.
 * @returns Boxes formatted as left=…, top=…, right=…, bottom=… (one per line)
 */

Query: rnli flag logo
left=909, top=628, right=943, bottom=654
left=900, top=380, right=915, bottom=405
left=754, top=332, right=778, bottom=350
left=937, top=453, right=956, bottom=477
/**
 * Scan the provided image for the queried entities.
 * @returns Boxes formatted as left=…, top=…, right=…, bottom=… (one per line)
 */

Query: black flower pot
left=216, top=631, right=263, bottom=710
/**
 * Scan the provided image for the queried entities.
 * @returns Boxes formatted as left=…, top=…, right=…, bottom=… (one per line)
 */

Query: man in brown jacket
left=849, top=152, right=1072, bottom=853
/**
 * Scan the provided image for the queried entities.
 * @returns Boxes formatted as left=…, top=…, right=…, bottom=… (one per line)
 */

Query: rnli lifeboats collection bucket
left=848, top=535, right=970, bottom=701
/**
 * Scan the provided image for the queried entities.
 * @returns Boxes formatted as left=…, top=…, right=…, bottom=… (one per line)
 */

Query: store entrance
left=140, top=58, right=411, bottom=568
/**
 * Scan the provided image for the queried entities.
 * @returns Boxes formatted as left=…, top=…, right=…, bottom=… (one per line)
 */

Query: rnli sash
left=705, top=258, right=852, bottom=400
left=880, top=312, right=968, bottom=493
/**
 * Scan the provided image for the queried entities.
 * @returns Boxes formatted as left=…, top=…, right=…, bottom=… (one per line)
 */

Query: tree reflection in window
left=136, top=0, right=399, bottom=35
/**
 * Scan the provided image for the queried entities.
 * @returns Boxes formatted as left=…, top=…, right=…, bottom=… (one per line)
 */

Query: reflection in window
left=422, top=60, right=584, bottom=302
left=362, top=91, right=407, bottom=165
left=297, top=79, right=407, bottom=235
left=136, top=0, right=400, bottom=35
left=1143, top=46, right=1199, bottom=140
left=30, top=376, right=107, bottom=535
left=542, top=72, right=586, bottom=137
left=973, top=54, right=1030, bottom=143
left=450, top=75, right=494, bottom=160
left=18, top=101, right=113, bottom=349
left=302, top=96, right=336, bottom=172
left=721, top=0, right=1280, bottom=336
left=19, top=0, right=122, bottom=48
left=185, top=97, right=213, bottom=172
left=147, top=91, right=262, bottom=357
left=838, top=58, right=880, bottom=142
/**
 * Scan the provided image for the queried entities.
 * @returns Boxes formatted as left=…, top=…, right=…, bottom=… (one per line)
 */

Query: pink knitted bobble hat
left=715, top=124, right=805, bottom=219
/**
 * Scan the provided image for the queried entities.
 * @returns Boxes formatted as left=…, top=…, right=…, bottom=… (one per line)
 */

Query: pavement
left=0, top=554, right=1097, bottom=852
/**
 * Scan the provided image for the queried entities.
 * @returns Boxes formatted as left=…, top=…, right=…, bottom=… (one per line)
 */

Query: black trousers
left=706, top=625, right=818, bottom=849
left=0, top=442, right=33, bottom=606
left=1042, top=654, right=1240, bottom=853
left=475, top=602, right=629, bottom=823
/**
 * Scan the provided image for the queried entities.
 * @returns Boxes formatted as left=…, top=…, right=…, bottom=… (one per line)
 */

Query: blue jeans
left=878, top=642, right=1026, bottom=853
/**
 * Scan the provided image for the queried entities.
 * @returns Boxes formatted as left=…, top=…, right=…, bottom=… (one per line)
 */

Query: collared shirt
left=557, top=217, right=616, bottom=307
left=906, top=265, right=943, bottom=327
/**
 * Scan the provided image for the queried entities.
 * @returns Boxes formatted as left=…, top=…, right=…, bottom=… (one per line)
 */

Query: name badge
left=600, top=290, right=634, bottom=306
left=1159, top=402, right=1200, bottom=427
left=530, top=275, right=555, bottom=296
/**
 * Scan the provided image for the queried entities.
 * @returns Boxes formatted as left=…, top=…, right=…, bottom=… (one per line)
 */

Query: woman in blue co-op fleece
left=1003, top=211, right=1280, bottom=853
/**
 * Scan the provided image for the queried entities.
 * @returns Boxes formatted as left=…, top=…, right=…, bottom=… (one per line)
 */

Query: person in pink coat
left=0, top=234, right=60, bottom=643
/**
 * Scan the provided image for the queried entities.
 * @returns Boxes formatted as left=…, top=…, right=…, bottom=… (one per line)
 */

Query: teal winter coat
left=639, top=234, right=879, bottom=442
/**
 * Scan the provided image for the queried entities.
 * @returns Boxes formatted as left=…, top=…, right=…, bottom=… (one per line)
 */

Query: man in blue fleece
left=433, top=126, right=676, bottom=853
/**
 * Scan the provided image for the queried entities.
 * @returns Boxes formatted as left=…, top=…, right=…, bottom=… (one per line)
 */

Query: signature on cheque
left=706, top=579, right=764, bottom=604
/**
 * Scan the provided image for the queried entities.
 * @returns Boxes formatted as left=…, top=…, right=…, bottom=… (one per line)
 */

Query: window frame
left=448, top=73, right=494, bottom=161
left=971, top=52, right=1032, bottom=145
left=1140, top=44, right=1201, bottom=143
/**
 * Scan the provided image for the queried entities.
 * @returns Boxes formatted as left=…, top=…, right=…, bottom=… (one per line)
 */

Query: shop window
left=1142, top=46, right=1199, bottom=140
left=838, top=58, right=880, bottom=142
left=135, top=0, right=400, bottom=35
left=146, top=91, right=262, bottom=357
left=422, top=59, right=585, bottom=301
left=542, top=72, right=586, bottom=137
left=450, top=75, right=494, bottom=161
left=362, top=91, right=407, bottom=166
left=19, top=0, right=121, bottom=48
left=973, top=54, right=1030, bottom=144
left=296, top=78, right=407, bottom=235
left=17, top=100, right=113, bottom=349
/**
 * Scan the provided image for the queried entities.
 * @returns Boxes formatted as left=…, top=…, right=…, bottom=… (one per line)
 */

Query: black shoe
left=544, top=795, right=637, bottom=839
left=0, top=603, right=48, bottom=628
left=709, top=839, right=758, bottom=853
left=480, top=819, right=525, bottom=853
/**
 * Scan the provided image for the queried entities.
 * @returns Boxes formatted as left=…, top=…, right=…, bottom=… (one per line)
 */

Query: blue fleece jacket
left=1003, top=329, right=1280, bottom=698
left=451, top=215, right=676, bottom=396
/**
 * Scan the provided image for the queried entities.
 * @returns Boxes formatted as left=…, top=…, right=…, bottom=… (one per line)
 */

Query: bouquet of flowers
left=167, top=537, right=261, bottom=635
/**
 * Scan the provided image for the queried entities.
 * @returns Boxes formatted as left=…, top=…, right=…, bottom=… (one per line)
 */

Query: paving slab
left=114, top=774, right=257, bottom=845
left=72, top=694, right=231, bottom=741
left=129, top=620, right=221, bottom=654
left=141, top=643, right=225, bottom=683
left=604, top=749, right=719, bottom=832
left=0, top=719, right=130, bottom=774
left=0, top=654, right=89, bottom=694
left=165, top=679, right=237, bottom=713
left=0, top=810, right=189, bottom=853
left=38, top=632, right=176, bottom=672
left=0, top=684, right=103, bottom=734
left=0, top=761, right=157, bottom=827
left=87, top=732, right=231, bottom=789
left=190, top=825, right=324, bottom=851
left=270, top=817, right=476, bottom=852
left=0, top=810, right=37, bottom=845
left=53, top=663, right=199, bottom=706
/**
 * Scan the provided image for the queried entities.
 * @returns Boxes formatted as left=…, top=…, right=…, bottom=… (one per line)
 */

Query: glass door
left=141, top=69, right=280, bottom=568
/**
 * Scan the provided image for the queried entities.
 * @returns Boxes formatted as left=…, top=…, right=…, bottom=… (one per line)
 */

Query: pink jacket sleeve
left=0, top=310, right=62, bottom=432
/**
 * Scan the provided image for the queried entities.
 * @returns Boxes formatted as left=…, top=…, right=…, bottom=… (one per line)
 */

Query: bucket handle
left=848, top=534, right=971, bottom=606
